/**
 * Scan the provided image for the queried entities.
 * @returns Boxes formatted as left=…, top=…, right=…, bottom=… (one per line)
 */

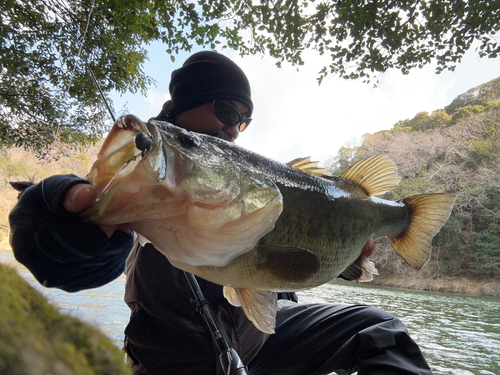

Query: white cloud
left=144, top=89, right=170, bottom=117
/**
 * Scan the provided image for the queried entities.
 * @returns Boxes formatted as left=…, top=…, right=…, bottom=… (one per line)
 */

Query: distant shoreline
left=365, top=271, right=500, bottom=298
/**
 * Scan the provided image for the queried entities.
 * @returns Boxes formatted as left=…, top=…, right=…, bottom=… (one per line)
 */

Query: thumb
left=64, top=183, right=98, bottom=213
left=64, top=183, right=129, bottom=238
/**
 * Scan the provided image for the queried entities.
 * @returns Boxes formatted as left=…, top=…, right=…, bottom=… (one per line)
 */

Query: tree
left=395, top=110, right=452, bottom=132
left=427, top=110, right=452, bottom=130
left=409, top=111, right=430, bottom=131
left=1, top=0, right=153, bottom=154
left=2, top=0, right=499, bottom=153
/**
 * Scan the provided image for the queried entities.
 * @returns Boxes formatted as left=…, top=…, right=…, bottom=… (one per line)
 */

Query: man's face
left=174, top=100, right=250, bottom=141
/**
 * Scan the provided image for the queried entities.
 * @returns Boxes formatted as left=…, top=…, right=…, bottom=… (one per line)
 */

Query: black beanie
left=157, top=51, right=253, bottom=121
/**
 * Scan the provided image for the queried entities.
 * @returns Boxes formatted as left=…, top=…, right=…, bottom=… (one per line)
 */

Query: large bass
left=83, top=115, right=455, bottom=333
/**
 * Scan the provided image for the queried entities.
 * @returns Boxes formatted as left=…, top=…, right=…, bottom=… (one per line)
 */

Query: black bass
left=83, top=115, right=455, bottom=333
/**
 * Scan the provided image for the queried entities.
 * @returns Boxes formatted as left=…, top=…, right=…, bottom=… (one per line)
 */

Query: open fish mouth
left=83, top=115, right=170, bottom=223
left=87, top=115, right=157, bottom=195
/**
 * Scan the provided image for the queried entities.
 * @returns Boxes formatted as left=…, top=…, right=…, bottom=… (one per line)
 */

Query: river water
left=1, top=249, right=499, bottom=375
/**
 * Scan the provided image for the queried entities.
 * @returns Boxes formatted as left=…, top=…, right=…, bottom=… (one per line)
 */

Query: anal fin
left=223, top=286, right=241, bottom=307
left=223, top=287, right=277, bottom=334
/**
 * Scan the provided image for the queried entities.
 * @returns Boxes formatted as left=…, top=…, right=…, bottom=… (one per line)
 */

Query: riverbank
left=367, top=269, right=500, bottom=297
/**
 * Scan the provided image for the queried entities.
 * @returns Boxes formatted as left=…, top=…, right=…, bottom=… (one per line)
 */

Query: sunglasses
left=212, top=100, right=252, bottom=132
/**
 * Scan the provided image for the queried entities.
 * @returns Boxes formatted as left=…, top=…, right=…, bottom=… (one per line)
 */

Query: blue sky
left=111, top=42, right=500, bottom=165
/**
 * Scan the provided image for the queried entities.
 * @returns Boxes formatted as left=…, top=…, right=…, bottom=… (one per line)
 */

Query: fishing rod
left=87, top=62, right=248, bottom=375
left=86, top=62, right=116, bottom=122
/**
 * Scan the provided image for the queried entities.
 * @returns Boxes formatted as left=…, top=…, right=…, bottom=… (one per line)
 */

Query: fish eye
left=134, top=132, right=153, bottom=153
left=179, top=134, right=201, bottom=149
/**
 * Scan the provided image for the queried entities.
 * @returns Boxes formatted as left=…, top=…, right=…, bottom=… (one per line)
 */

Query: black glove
left=9, top=175, right=134, bottom=292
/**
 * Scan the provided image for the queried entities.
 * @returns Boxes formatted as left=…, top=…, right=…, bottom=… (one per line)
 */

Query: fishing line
left=99, top=145, right=150, bottom=196
left=86, top=63, right=116, bottom=122
left=99, top=152, right=143, bottom=196
left=56, top=0, right=96, bottom=136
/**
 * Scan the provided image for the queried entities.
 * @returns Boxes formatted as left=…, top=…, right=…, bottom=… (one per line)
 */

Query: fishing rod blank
left=184, top=272, right=248, bottom=375
left=86, top=62, right=116, bottom=122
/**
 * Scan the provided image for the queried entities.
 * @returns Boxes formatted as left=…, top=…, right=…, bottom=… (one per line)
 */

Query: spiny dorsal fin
left=340, top=155, right=401, bottom=197
left=389, top=193, right=455, bottom=269
left=287, top=157, right=325, bottom=177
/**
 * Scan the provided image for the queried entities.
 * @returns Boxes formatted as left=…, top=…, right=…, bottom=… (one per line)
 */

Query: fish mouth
left=83, top=115, right=171, bottom=224
left=87, top=115, right=165, bottom=199
left=87, top=115, right=155, bottom=195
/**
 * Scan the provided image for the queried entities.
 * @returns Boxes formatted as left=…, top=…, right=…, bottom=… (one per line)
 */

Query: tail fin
left=389, top=193, right=455, bottom=269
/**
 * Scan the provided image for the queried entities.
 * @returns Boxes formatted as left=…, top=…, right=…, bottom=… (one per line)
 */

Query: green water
left=2, top=250, right=499, bottom=374
left=299, top=282, right=499, bottom=375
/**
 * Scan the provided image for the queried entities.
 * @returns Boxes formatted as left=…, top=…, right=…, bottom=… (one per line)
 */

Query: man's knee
left=352, top=305, right=403, bottom=328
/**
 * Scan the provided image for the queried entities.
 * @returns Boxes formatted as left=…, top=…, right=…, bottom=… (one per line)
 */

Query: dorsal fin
left=340, top=155, right=401, bottom=197
left=287, top=157, right=325, bottom=177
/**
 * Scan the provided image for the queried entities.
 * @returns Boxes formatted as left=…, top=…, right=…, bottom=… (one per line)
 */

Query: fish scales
left=182, top=182, right=410, bottom=291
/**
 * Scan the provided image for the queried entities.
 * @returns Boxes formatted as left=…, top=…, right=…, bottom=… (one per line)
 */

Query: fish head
left=83, top=115, right=283, bottom=266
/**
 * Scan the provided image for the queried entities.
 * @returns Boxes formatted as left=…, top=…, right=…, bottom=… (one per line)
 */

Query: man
left=9, top=51, right=432, bottom=375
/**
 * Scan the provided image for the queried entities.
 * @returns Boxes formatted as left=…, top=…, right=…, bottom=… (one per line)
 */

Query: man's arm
left=9, top=175, right=134, bottom=292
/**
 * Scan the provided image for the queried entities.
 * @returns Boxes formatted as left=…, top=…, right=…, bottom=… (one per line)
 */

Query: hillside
left=327, top=76, right=500, bottom=291
left=0, top=142, right=101, bottom=245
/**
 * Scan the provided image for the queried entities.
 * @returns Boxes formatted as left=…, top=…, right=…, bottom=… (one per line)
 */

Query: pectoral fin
left=223, top=287, right=277, bottom=334
left=257, top=245, right=320, bottom=283
left=340, top=255, right=379, bottom=282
